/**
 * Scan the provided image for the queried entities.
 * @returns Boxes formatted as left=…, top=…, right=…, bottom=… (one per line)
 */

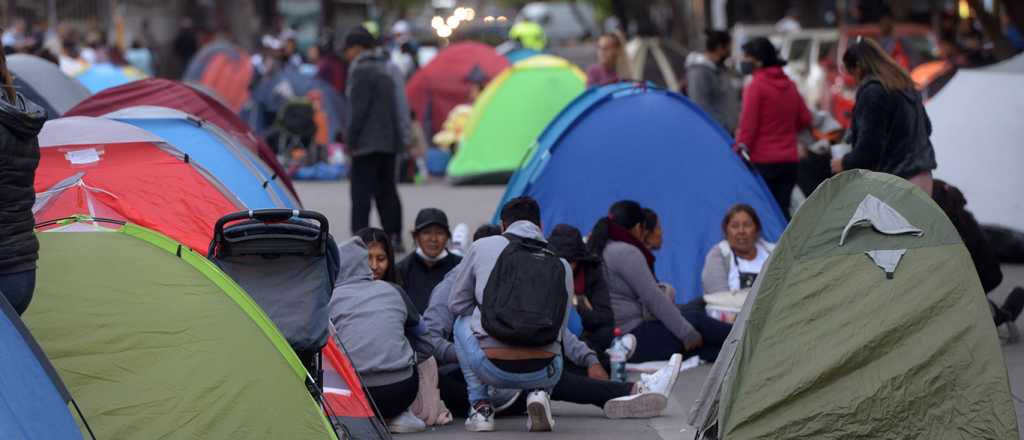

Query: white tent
left=927, top=68, right=1024, bottom=231
left=984, top=52, right=1024, bottom=74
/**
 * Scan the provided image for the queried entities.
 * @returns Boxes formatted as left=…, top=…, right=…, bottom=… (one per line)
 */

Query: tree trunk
left=966, top=0, right=1017, bottom=59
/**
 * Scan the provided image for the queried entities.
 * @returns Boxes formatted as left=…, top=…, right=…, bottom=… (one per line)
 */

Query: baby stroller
left=208, top=209, right=338, bottom=386
left=209, top=209, right=392, bottom=439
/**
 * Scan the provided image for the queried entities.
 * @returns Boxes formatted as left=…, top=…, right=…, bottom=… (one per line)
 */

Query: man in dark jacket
left=344, top=28, right=406, bottom=251
left=396, top=208, right=462, bottom=313
left=548, top=224, right=617, bottom=353
left=0, top=92, right=47, bottom=315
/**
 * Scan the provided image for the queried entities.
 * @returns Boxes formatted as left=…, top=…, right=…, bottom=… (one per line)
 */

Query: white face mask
left=416, top=247, right=449, bottom=264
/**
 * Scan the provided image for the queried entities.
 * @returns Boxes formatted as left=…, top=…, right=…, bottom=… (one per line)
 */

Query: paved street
left=297, top=180, right=1024, bottom=439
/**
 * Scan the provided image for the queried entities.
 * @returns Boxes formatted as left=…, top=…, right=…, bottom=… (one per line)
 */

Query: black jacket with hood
left=842, top=78, right=937, bottom=178
left=0, top=93, right=47, bottom=274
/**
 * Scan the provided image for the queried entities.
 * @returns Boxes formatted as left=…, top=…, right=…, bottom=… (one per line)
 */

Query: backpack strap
left=503, top=233, right=554, bottom=255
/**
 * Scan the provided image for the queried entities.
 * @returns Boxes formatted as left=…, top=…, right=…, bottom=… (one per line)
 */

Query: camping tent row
left=182, top=39, right=349, bottom=150
left=9, top=54, right=92, bottom=120
left=25, top=109, right=387, bottom=437
left=496, top=82, right=786, bottom=303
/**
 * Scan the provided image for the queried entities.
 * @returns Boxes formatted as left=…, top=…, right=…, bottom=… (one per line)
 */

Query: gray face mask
left=738, top=61, right=756, bottom=76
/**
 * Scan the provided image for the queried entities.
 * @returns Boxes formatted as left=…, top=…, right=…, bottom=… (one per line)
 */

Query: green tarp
left=25, top=220, right=336, bottom=439
left=690, top=170, right=1019, bottom=439
left=447, top=55, right=585, bottom=184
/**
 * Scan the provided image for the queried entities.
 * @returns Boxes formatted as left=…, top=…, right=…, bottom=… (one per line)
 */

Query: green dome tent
left=688, top=170, right=1019, bottom=439
left=447, top=55, right=585, bottom=185
left=25, top=217, right=337, bottom=440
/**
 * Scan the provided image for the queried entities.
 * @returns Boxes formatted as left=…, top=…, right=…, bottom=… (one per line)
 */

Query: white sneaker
left=491, top=388, right=522, bottom=414
left=387, top=409, right=426, bottom=433
left=525, top=390, right=554, bottom=432
left=620, top=333, right=638, bottom=360
left=603, top=392, right=668, bottom=419
left=465, top=403, right=495, bottom=432
left=640, top=353, right=683, bottom=398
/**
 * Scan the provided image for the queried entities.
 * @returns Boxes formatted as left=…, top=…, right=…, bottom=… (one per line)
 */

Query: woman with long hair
left=588, top=200, right=732, bottom=363
left=585, top=31, right=632, bottom=87
left=356, top=227, right=398, bottom=283
left=831, top=37, right=937, bottom=194
left=0, top=48, right=47, bottom=315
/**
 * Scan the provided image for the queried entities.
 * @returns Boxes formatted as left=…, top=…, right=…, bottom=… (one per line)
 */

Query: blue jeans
left=0, top=269, right=35, bottom=315
left=453, top=316, right=563, bottom=405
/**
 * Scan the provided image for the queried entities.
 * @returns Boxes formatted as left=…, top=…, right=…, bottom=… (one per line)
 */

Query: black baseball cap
left=414, top=208, right=450, bottom=234
left=343, top=27, right=377, bottom=50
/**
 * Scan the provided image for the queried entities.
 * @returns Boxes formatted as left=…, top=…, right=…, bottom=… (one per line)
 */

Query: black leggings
left=630, top=309, right=733, bottom=363
left=365, top=369, right=419, bottom=419
left=0, top=269, right=35, bottom=315
left=755, top=162, right=799, bottom=219
left=350, top=153, right=403, bottom=235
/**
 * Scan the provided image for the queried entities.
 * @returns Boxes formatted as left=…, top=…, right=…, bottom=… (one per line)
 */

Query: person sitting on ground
left=641, top=208, right=664, bottom=251
left=548, top=224, right=620, bottom=354
left=356, top=227, right=398, bottom=283
left=701, top=204, right=776, bottom=294
left=932, top=180, right=1024, bottom=332
left=397, top=208, right=463, bottom=313
left=426, top=224, right=680, bottom=421
left=448, top=197, right=598, bottom=432
left=590, top=200, right=732, bottom=363
left=329, top=236, right=433, bottom=433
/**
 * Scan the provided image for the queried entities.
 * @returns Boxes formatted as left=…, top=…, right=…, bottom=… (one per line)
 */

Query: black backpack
left=481, top=234, right=568, bottom=347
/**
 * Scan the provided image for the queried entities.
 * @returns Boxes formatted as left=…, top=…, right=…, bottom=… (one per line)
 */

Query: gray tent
left=688, top=170, right=1019, bottom=439
left=9, top=54, right=91, bottom=119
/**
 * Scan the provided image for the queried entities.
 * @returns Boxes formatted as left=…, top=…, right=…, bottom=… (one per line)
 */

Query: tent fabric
left=505, top=48, right=542, bottom=64
left=8, top=54, right=91, bottom=119
left=74, top=63, right=146, bottom=93
left=103, top=105, right=298, bottom=209
left=927, top=69, right=1024, bottom=231
left=689, top=170, right=1019, bottom=440
left=247, top=67, right=347, bottom=145
left=626, top=39, right=687, bottom=92
left=64, top=78, right=300, bottom=201
left=447, top=55, right=585, bottom=184
left=495, top=84, right=785, bottom=303
left=405, top=42, right=510, bottom=135
left=0, top=295, right=83, bottom=440
left=26, top=219, right=337, bottom=439
left=322, top=335, right=390, bottom=440
left=34, top=117, right=243, bottom=252
left=984, top=52, right=1024, bottom=73
left=183, top=40, right=254, bottom=112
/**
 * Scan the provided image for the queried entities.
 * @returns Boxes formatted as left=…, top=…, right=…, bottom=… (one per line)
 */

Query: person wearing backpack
left=448, top=197, right=572, bottom=432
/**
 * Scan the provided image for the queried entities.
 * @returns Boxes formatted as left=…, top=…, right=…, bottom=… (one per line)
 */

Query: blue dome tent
left=0, top=295, right=84, bottom=439
left=495, top=83, right=786, bottom=303
left=103, top=106, right=300, bottom=209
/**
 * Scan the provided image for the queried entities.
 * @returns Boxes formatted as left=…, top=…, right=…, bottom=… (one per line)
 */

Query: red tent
left=33, top=117, right=243, bottom=252
left=182, top=40, right=254, bottom=113
left=406, top=42, right=509, bottom=135
left=65, top=78, right=300, bottom=203
left=322, top=335, right=389, bottom=439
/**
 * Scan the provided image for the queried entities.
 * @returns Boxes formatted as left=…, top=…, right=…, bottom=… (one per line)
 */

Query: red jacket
left=736, top=66, right=811, bottom=164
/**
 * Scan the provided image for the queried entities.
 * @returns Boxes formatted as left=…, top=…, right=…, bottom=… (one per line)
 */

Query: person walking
left=831, top=37, right=937, bottom=195
left=686, top=30, right=739, bottom=133
left=736, top=37, right=812, bottom=217
left=344, top=28, right=406, bottom=252
left=0, top=49, right=47, bottom=315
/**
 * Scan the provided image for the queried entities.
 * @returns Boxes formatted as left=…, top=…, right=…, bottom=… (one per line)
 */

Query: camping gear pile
left=19, top=62, right=389, bottom=439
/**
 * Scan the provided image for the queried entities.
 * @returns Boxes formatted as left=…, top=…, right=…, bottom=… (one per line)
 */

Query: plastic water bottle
left=607, top=328, right=627, bottom=383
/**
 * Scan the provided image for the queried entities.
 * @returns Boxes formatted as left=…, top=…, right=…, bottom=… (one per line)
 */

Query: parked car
left=779, top=29, right=839, bottom=110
